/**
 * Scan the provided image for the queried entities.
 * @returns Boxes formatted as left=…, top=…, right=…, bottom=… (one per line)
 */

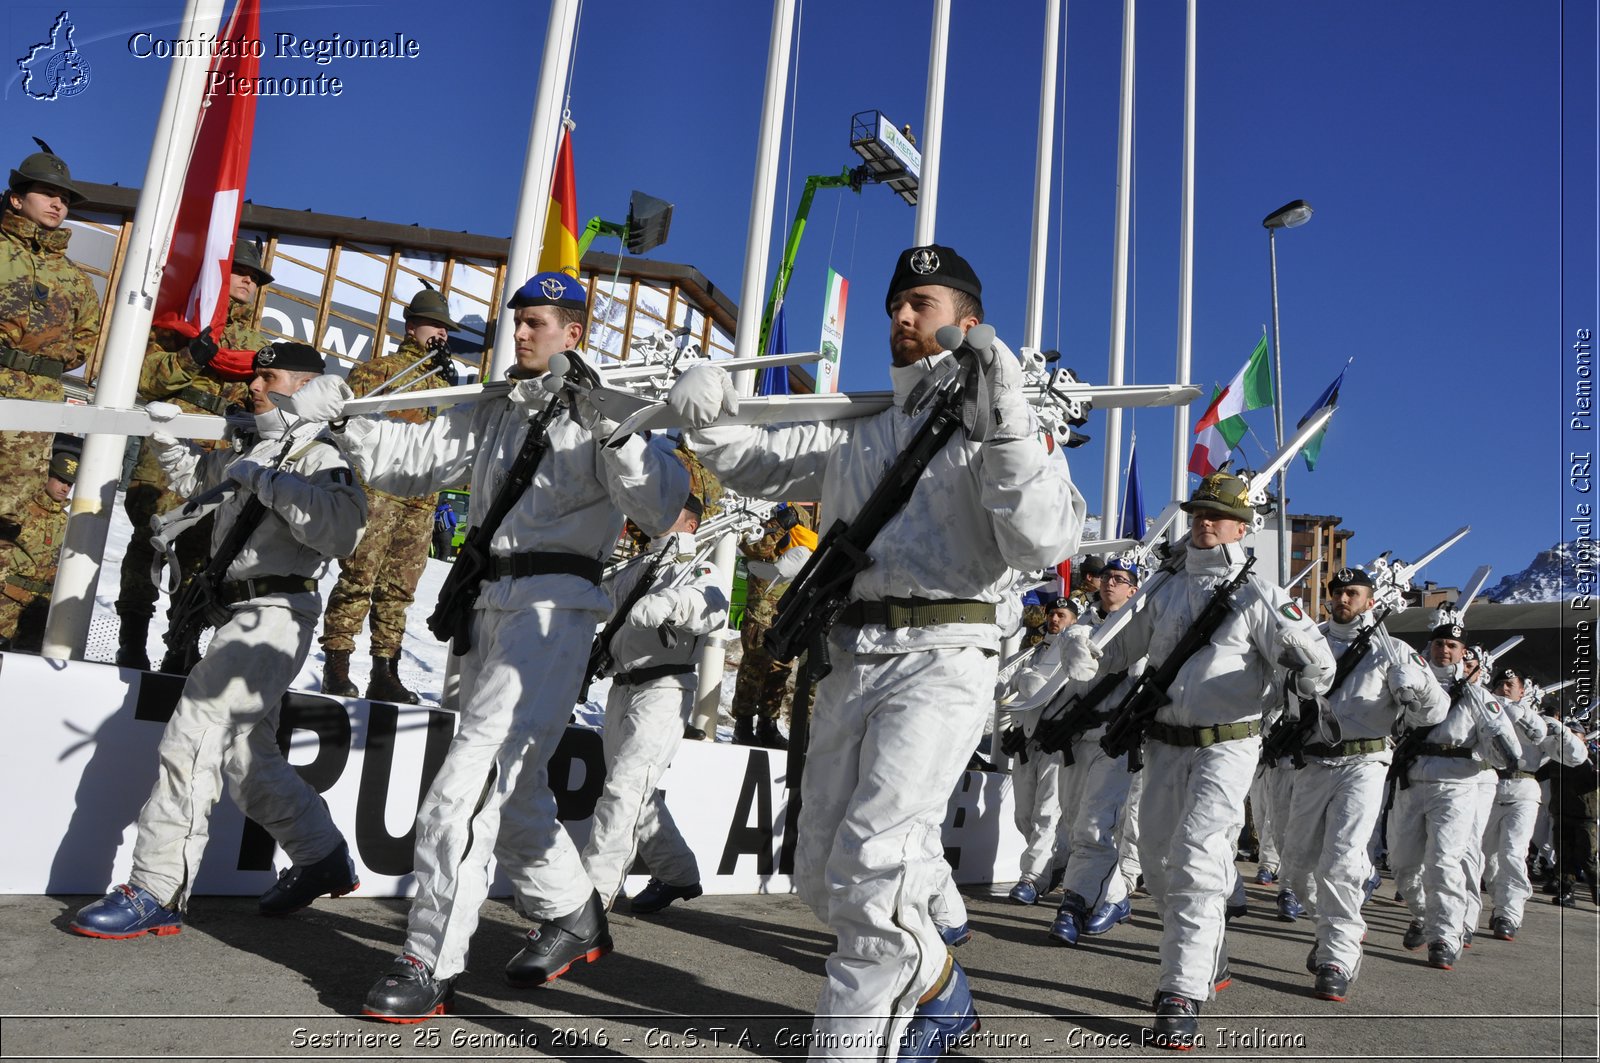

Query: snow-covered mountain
left=1486, top=542, right=1592, bottom=603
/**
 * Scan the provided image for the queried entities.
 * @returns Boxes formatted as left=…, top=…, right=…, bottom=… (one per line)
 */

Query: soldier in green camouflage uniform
left=320, top=288, right=459, bottom=704
left=730, top=502, right=814, bottom=749
left=0, top=438, right=77, bottom=652
left=113, top=240, right=270, bottom=670
left=0, top=147, right=100, bottom=559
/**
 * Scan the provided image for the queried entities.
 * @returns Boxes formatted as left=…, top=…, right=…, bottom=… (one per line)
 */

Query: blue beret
left=507, top=271, right=587, bottom=312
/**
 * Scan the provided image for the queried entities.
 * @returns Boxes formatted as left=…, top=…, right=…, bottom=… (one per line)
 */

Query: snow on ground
left=90, top=491, right=749, bottom=740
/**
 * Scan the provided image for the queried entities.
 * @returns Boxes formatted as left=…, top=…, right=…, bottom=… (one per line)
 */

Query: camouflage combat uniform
left=0, top=484, right=67, bottom=649
left=115, top=301, right=259, bottom=622
left=0, top=209, right=100, bottom=535
left=319, top=338, right=438, bottom=657
left=731, top=527, right=800, bottom=724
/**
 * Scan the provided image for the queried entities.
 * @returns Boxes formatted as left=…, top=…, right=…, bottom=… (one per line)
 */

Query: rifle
left=1384, top=674, right=1469, bottom=809
left=427, top=381, right=568, bottom=655
left=1099, top=557, right=1256, bottom=771
left=578, top=541, right=672, bottom=704
left=763, top=324, right=995, bottom=673
left=1261, top=606, right=1390, bottom=767
left=160, top=494, right=269, bottom=674
left=158, top=428, right=316, bottom=674
left=1033, top=668, right=1129, bottom=761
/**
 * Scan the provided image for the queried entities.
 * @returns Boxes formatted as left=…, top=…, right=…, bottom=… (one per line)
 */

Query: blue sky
left=4, top=0, right=1593, bottom=592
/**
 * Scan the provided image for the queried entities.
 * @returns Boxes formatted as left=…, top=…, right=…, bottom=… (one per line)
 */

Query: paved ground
left=1, top=873, right=1596, bottom=1061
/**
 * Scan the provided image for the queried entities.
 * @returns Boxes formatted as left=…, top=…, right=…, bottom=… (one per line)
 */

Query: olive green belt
left=0, top=347, right=64, bottom=380
left=5, top=573, right=52, bottom=596
left=838, top=597, right=996, bottom=629
left=1496, top=768, right=1538, bottom=781
left=1147, top=719, right=1262, bottom=748
left=1303, top=737, right=1388, bottom=758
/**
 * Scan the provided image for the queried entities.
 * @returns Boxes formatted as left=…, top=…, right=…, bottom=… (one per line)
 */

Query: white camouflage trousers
left=1280, top=756, right=1387, bottom=979
left=1389, top=775, right=1480, bottom=951
left=404, top=604, right=597, bottom=979
left=1461, top=771, right=1497, bottom=932
left=1059, top=733, right=1132, bottom=909
left=131, top=602, right=342, bottom=907
left=1139, top=735, right=1259, bottom=1001
left=1011, top=745, right=1067, bottom=882
left=1482, top=776, right=1541, bottom=927
left=582, top=678, right=699, bottom=905
left=795, top=643, right=993, bottom=1061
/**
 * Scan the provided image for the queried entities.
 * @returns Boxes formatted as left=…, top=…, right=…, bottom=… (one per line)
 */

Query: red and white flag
left=151, top=0, right=262, bottom=380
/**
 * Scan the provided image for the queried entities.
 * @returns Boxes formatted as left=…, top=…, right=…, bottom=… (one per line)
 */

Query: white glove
left=277, top=374, right=353, bottom=422
left=1386, top=660, right=1431, bottom=713
left=965, top=335, right=1033, bottom=443
left=150, top=430, right=181, bottom=450
left=1057, top=624, right=1102, bottom=683
left=627, top=593, right=676, bottom=630
left=1277, top=629, right=1332, bottom=698
left=1516, top=704, right=1549, bottom=743
left=226, top=459, right=271, bottom=493
left=667, top=364, right=738, bottom=429
left=145, top=401, right=182, bottom=423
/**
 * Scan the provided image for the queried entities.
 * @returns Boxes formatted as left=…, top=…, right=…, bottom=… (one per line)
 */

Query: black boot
left=322, top=649, right=358, bottom=697
left=755, top=715, right=789, bottom=751
left=366, top=655, right=419, bottom=704
left=115, top=616, right=151, bottom=671
left=733, top=715, right=757, bottom=746
left=505, top=891, right=613, bottom=987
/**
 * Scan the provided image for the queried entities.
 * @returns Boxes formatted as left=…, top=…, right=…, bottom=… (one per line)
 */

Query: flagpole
left=1171, top=0, right=1197, bottom=536
left=1022, top=0, right=1062, bottom=350
left=693, top=0, right=799, bottom=741
left=490, top=0, right=581, bottom=381
left=1100, top=0, right=1135, bottom=535
left=912, top=0, right=951, bottom=245
left=1269, top=227, right=1288, bottom=586
left=42, top=0, right=227, bottom=661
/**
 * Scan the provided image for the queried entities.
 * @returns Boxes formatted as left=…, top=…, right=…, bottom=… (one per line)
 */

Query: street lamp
left=1263, top=198, right=1313, bottom=587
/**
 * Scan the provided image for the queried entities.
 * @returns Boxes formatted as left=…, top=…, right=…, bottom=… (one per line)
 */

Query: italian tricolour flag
left=1189, top=334, right=1273, bottom=475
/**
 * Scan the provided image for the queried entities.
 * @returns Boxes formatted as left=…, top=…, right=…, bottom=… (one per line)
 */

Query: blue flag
left=1118, top=442, right=1146, bottom=540
left=1296, top=360, right=1351, bottom=471
left=758, top=304, right=792, bottom=396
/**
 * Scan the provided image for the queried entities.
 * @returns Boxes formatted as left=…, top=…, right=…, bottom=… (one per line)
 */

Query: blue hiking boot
left=629, top=878, right=703, bottom=915
left=1085, top=896, right=1132, bottom=935
left=259, top=840, right=359, bottom=916
left=938, top=922, right=972, bottom=948
left=71, top=884, right=183, bottom=939
left=900, top=960, right=979, bottom=1060
left=1008, top=877, right=1039, bottom=905
left=1361, top=870, right=1382, bottom=905
left=1254, top=865, right=1278, bottom=885
left=1277, top=887, right=1305, bottom=921
left=1047, top=892, right=1088, bottom=946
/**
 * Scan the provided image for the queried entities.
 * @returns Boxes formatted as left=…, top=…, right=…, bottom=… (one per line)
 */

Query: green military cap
left=232, top=238, right=274, bottom=285
left=1182, top=470, right=1256, bottom=523
left=9, top=148, right=85, bottom=205
left=405, top=287, right=460, bottom=331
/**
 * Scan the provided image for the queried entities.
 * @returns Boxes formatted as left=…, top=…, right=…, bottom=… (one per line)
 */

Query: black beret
left=254, top=342, right=326, bottom=375
left=1048, top=596, right=1077, bottom=614
left=1327, top=567, right=1374, bottom=593
left=884, top=244, right=982, bottom=313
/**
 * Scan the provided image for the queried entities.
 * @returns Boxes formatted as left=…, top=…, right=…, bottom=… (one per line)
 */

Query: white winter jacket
left=1314, top=612, right=1449, bottom=761
left=686, top=353, right=1085, bottom=654
left=602, top=531, right=730, bottom=683
left=155, top=414, right=366, bottom=617
left=337, top=378, right=688, bottom=617
left=1099, top=540, right=1336, bottom=729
